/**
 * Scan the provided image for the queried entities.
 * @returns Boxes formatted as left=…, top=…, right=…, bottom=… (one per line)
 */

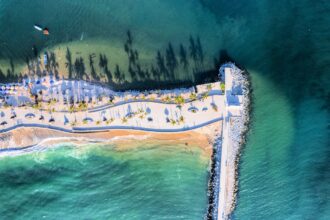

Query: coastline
left=0, top=121, right=222, bottom=159
left=0, top=63, right=250, bottom=219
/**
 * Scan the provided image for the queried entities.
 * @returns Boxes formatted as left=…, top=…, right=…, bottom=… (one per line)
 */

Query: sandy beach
left=0, top=121, right=222, bottom=159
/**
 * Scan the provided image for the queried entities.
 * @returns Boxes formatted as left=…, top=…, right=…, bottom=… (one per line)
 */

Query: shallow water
left=0, top=0, right=329, bottom=219
left=0, top=144, right=209, bottom=219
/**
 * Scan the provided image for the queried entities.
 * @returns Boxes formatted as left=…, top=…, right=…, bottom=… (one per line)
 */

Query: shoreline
left=0, top=121, right=222, bottom=159
left=0, top=63, right=250, bottom=219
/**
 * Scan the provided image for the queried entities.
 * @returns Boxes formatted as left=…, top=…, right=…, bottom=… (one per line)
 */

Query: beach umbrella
left=127, top=105, right=132, bottom=114
left=83, top=117, right=93, bottom=122
left=64, top=115, right=69, bottom=125
left=25, top=113, right=36, bottom=119
left=146, top=107, right=151, bottom=114
left=188, top=106, right=199, bottom=112
left=164, top=108, right=169, bottom=116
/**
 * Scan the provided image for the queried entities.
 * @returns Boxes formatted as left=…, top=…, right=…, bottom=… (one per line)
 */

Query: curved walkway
left=40, top=90, right=223, bottom=113
left=0, top=117, right=223, bottom=134
left=89, top=90, right=223, bottom=113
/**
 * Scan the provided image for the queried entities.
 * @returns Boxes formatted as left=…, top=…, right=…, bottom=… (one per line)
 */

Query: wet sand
left=0, top=121, right=222, bottom=159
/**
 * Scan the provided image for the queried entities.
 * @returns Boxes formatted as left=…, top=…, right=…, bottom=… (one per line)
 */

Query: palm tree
left=68, top=104, right=77, bottom=125
left=201, top=92, right=209, bottom=101
left=33, top=102, right=42, bottom=116
left=174, top=95, right=185, bottom=105
left=162, top=96, right=172, bottom=103
left=47, top=99, right=56, bottom=112
left=170, top=119, right=176, bottom=125
left=179, top=116, right=185, bottom=123
left=106, top=117, right=114, bottom=125
left=220, top=82, right=225, bottom=92
left=121, top=117, right=128, bottom=124
left=189, top=93, right=197, bottom=101
left=137, top=108, right=144, bottom=114
left=36, top=102, right=43, bottom=111
left=68, top=105, right=75, bottom=113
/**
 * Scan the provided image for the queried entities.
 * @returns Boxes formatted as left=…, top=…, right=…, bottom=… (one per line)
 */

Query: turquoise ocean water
left=0, top=144, right=209, bottom=219
left=0, top=0, right=329, bottom=219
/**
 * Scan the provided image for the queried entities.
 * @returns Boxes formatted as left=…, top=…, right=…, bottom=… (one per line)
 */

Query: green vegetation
left=121, top=117, right=128, bottom=124
left=70, top=121, right=77, bottom=126
left=162, top=96, right=172, bottom=103
left=170, top=119, right=176, bottom=125
left=106, top=118, right=115, bottom=125
left=77, top=102, right=88, bottom=111
left=179, top=116, right=185, bottom=123
left=220, top=82, right=225, bottom=91
left=189, top=93, right=197, bottom=101
left=174, top=95, right=185, bottom=105
left=201, top=92, right=209, bottom=101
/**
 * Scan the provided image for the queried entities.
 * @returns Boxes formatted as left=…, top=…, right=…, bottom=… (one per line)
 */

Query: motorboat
left=34, top=24, right=43, bottom=31
left=34, top=24, right=50, bottom=35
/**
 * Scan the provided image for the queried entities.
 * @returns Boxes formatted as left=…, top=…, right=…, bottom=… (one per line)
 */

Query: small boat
left=34, top=24, right=50, bottom=35
left=34, top=24, right=43, bottom=31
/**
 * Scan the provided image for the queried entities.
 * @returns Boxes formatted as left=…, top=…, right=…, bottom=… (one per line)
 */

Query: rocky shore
left=225, top=65, right=251, bottom=219
left=205, top=136, right=222, bottom=220
left=198, top=63, right=251, bottom=220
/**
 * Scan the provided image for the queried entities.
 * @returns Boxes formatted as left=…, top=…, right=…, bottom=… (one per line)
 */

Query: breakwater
left=211, top=63, right=251, bottom=219
left=205, top=136, right=222, bottom=220
left=225, top=65, right=251, bottom=219
left=229, top=68, right=251, bottom=218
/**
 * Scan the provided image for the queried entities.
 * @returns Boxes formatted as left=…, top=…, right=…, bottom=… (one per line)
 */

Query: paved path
left=0, top=117, right=223, bottom=134
left=0, top=95, right=225, bottom=134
